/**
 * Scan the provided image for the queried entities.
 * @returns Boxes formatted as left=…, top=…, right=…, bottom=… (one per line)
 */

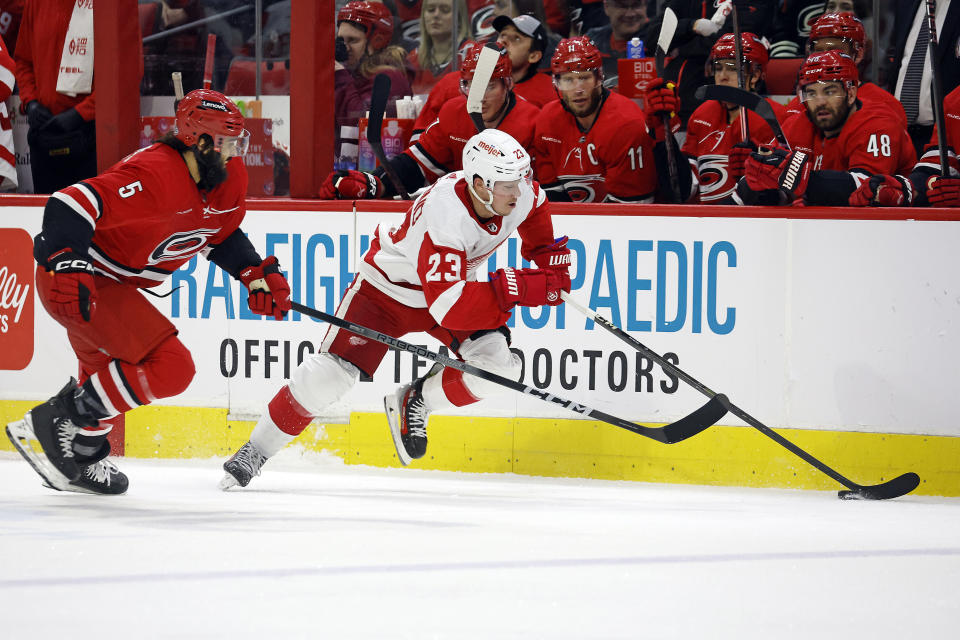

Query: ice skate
left=384, top=377, right=430, bottom=465
left=6, top=379, right=99, bottom=488
left=43, top=439, right=129, bottom=495
left=220, top=441, right=268, bottom=489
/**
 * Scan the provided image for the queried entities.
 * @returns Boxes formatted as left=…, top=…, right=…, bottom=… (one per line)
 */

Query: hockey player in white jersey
left=220, top=129, right=572, bottom=487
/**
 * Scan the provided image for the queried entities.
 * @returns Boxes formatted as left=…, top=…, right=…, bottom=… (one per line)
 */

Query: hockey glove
left=46, top=249, right=96, bottom=323
left=727, top=142, right=756, bottom=180
left=489, top=267, right=570, bottom=312
left=25, top=100, right=53, bottom=130
left=745, top=145, right=810, bottom=200
left=530, top=236, right=572, bottom=274
left=238, top=256, right=292, bottom=320
left=319, top=169, right=383, bottom=200
left=43, top=108, right=84, bottom=133
left=848, top=175, right=912, bottom=207
left=644, top=78, right=681, bottom=143
left=927, top=175, right=960, bottom=207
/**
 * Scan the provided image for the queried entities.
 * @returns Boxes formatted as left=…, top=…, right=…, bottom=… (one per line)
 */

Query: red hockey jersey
left=532, top=91, right=656, bottom=202
left=52, top=143, right=248, bottom=288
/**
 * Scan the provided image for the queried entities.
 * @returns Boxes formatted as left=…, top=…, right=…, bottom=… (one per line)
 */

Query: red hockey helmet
left=175, top=89, right=248, bottom=156
left=337, top=1, right=394, bottom=52
left=460, top=42, right=513, bottom=82
left=551, top=37, right=603, bottom=76
left=797, top=50, right=859, bottom=90
left=809, top=12, right=865, bottom=55
left=708, top=32, right=770, bottom=71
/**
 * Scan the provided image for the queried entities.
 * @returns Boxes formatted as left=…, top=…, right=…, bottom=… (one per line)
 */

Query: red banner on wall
left=0, top=228, right=35, bottom=370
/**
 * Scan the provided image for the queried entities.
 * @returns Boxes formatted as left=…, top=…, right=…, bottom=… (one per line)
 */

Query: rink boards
left=2, top=198, right=959, bottom=495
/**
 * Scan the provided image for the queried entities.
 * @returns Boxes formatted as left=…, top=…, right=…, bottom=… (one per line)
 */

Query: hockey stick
left=924, top=0, right=950, bottom=176
left=203, top=33, right=216, bottom=89
left=560, top=292, right=921, bottom=500
left=466, top=43, right=502, bottom=133
left=731, top=4, right=750, bottom=141
left=289, top=301, right=727, bottom=445
left=695, top=84, right=790, bottom=149
left=369, top=73, right=411, bottom=200
left=172, top=71, right=184, bottom=112
left=655, top=8, right=683, bottom=202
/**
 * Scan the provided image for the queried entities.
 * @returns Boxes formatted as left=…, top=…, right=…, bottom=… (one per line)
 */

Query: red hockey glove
left=319, top=169, right=383, bottom=200
left=46, top=249, right=96, bottom=323
left=488, top=267, right=571, bottom=312
left=727, top=142, right=756, bottom=180
left=530, top=236, right=572, bottom=274
left=745, top=145, right=810, bottom=199
left=848, top=175, right=911, bottom=207
left=238, top=256, right=292, bottom=320
left=643, top=78, right=681, bottom=143
left=927, top=175, right=960, bottom=207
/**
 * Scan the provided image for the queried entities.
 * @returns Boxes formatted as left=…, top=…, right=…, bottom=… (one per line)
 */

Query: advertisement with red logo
left=617, top=58, right=659, bottom=109
left=357, top=118, right=414, bottom=171
left=0, top=228, right=35, bottom=370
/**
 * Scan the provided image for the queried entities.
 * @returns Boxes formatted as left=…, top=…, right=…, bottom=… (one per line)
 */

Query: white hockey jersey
left=359, top=171, right=557, bottom=331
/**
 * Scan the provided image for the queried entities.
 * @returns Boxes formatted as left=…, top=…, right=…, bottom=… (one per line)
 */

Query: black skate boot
left=220, top=441, right=268, bottom=490
left=51, top=436, right=129, bottom=495
left=6, top=378, right=100, bottom=488
left=384, top=374, right=431, bottom=465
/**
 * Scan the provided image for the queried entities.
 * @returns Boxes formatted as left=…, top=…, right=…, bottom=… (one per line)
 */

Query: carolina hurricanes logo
left=558, top=174, right=604, bottom=203
left=150, top=229, right=221, bottom=264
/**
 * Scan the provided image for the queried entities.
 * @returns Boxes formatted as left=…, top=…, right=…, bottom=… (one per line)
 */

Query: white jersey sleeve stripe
left=428, top=280, right=466, bottom=323
left=51, top=191, right=97, bottom=229
left=0, top=66, right=14, bottom=95
left=74, top=183, right=102, bottom=220
left=410, top=144, right=447, bottom=178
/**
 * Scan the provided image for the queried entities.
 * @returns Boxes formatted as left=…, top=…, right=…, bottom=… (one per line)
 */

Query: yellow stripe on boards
left=1, top=400, right=957, bottom=496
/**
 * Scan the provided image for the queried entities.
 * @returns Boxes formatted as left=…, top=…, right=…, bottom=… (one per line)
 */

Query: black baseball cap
left=492, top=14, right=547, bottom=53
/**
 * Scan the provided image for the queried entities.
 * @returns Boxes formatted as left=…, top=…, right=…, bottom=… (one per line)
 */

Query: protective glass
left=214, top=129, right=251, bottom=159
left=798, top=81, right=847, bottom=103
left=491, top=169, right=532, bottom=196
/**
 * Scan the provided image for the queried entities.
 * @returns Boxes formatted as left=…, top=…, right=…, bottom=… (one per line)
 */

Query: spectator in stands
left=410, top=40, right=476, bottom=141
left=782, top=12, right=905, bottom=126
left=335, top=1, right=412, bottom=144
left=0, top=31, right=16, bottom=191
left=321, top=42, right=540, bottom=200
left=493, top=14, right=555, bottom=106
left=15, top=0, right=97, bottom=193
left=406, top=0, right=471, bottom=95
left=885, top=0, right=960, bottom=158
left=733, top=51, right=916, bottom=207
left=584, top=0, right=651, bottom=85
left=681, top=32, right=787, bottom=203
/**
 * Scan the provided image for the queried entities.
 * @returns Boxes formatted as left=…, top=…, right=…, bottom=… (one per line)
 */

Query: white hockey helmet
left=462, top=129, right=532, bottom=193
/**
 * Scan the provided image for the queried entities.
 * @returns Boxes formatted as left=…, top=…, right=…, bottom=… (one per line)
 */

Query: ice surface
left=1, top=450, right=958, bottom=639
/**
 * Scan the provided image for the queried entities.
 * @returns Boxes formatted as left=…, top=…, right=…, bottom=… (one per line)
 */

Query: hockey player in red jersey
left=682, top=32, right=788, bottom=203
left=221, top=129, right=571, bottom=487
left=533, top=37, right=690, bottom=203
left=735, top=51, right=916, bottom=206
left=320, top=42, right=541, bottom=200
left=906, top=85, right=960, bottom=207
left=5, top=90, right=292, bottom=495
left=782, top=12, right=906, bottom=126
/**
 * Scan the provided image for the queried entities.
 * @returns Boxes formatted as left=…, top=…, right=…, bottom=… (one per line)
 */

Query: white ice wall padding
left=2, top=206, right=958, bottom=437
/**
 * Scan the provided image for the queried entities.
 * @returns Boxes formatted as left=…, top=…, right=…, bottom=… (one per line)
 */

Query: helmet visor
left=798, top=81, right=847, bottom=103
left=214, top=129, right=250, bottom=159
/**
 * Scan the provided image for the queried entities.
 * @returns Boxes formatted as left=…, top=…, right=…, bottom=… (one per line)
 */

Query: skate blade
left=6, top=418, right=73, bottom=492
left=219, top=473, right=240, bottom=491
left=383, top=394, right=412, bottom=466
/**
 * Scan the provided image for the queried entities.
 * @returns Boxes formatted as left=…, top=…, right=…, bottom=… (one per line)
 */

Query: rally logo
left=0, top=228, right=35, bottom=370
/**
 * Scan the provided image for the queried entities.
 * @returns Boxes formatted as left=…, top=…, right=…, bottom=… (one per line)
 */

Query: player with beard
left=734, top=51, right=915, bottom=207
left=5, top=90, right=292, bottom=495
left=221, top=129, right=571, bottom=486
left=782, top=12, right=905, bottom=126
left=682, top=32, right=788, bottom=203
left=532, top=37, right=690, bottom=203
left=321, top=42, right=540, bottom=200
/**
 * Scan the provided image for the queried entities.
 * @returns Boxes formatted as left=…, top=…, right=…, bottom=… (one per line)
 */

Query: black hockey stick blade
left=695, top=84, right=789, bottom=149
left=289, top=301, right=724, bottom=444
left=367, top=74, right=410, bottom=200
left=837, top=472, right=921, bottom=501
